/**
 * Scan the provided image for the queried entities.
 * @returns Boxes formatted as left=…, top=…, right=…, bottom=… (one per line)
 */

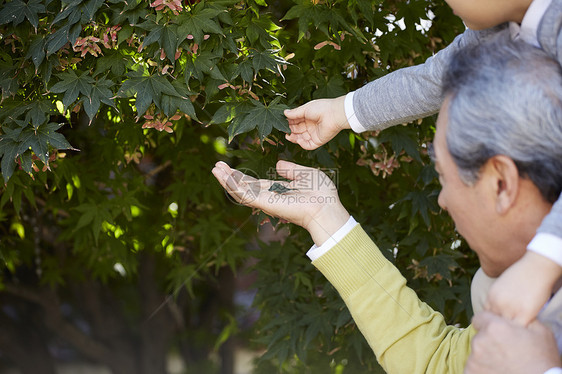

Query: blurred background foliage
left=0, top=0, right=476, bottom=373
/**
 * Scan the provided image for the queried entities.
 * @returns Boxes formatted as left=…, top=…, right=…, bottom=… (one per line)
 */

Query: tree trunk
left=138, top=252, right=176, bottom=374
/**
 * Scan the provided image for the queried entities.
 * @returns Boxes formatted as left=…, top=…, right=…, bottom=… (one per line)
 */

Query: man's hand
left=465, top=311, right=561, bottom=374
left=485, top=251, right=562, bottom=325
left=212, top=160, right=350, bottom=246
left=284, top=96, right=351, bottom=150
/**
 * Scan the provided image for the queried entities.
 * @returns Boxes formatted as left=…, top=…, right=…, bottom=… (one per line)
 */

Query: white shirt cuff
left=306, top=216, right=358, bottom=261
left=544, top=368, right=562, bottom=374
left=344, top=92, right=368, bottom=133
left=527, top=233, right=562, bottom=267
left=519, top=0, right=551, bottom=48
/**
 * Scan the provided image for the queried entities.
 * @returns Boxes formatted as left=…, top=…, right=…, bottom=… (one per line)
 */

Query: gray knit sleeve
left=538, top=194, right=562, bottom=237
left=352, top=26, right=507, bottom=132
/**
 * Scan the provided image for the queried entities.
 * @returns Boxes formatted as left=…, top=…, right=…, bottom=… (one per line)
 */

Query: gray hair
left=442, top=35, right=562, bottom=203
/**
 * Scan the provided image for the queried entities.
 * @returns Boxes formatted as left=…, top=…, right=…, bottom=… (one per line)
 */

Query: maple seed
left=268, top=183, right=297, bottom=194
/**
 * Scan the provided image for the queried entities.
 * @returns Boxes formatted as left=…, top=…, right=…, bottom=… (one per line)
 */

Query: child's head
left=444, top=0, right=532, bottom=30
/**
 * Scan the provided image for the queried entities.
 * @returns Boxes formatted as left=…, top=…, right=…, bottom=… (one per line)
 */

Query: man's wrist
left=307, top=216, right=357, bottom=261
left=306, top=205, right=350, bottom=247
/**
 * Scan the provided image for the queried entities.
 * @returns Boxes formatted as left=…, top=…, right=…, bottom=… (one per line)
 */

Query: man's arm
left=213, top=161, right=475, bottom=372
left=313, top=225, right=475, bottom=373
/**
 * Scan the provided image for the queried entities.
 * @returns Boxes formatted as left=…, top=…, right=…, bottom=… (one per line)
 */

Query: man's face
left=433, top=99, right=520, bottom=277
left=444, top=0, right=524, bottom=30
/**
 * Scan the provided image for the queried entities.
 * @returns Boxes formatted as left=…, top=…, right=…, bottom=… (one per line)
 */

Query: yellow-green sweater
left=312, top=225, right=476, bottom=374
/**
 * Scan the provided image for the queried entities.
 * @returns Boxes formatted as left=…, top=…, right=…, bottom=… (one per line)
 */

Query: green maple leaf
left=46, top=23, right=70, bottom=56
left=139, top=20, right=163, bottom=49
left=379, top=127, right=422, bottom=163
left=210, top=104, right=235, bottom=125
left=18, top=151, right=33, bottom=174
left=82, top=79, right=116, bottom=123
left=355, top=0, right=375, bottom=27
left=0, top=62, right=18, bottom=99
left=235, top=60, right=254, bottom=83
left=228, top=97, right=290, bottom=142
left=25, top=36, right=46, bottom=72
left=312, top=75, right=346, bottom=100
left=161, top=25, right=180, bottom=63
left=177, top=4, right=224, bottom=44
left=82, top=0, right=104, bottom=22
left=193, top=51, right=225, bottom=81
left=112, top=0, right=149, bottom=26
left=420, top=255, right=459, bottom=282
left=51, top=0, right=81, bottom=25
left=160, top=81, right=198, bottom=120
left=140, top=22, right=180, bottom=63
left=117, top=67, right=184, bottom=116
left=94, top=51, right=128, bottom=77
left=52, top=0, right=102, bottom=25
left=400, top=190, right=438, bottom=228
left=50, top=70, right=94, bottom=109
left=0, top=0, right=45, bottom=29
left=245, top=17, right=280, bottom=49
left=0, top=127, right=23, bottom=181
left=24, top=99, right=55, bottom=129
left=46, top=1, right=84, bottom=55
left=0, top=0, right=27, bottom=26
left=73, top=202, right=112, bottom=244
left=250, top=49, right=285, bottom=76
left=17, top=122, right=76, bottom=165
left=282, top=3, right=315, bottom=41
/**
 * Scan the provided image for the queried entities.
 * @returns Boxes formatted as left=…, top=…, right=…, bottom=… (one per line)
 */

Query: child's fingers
left=284, top=105, right=307, bottom=120
left=288, top=122, right=309, bottom=134
left=471, top=311, right=499, bottom=331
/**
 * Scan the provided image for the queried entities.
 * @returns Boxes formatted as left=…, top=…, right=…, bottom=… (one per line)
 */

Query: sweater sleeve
left=529, top=194, right=562, bottom=266
left=352, top=26, right=507, bottom=132
left=312, top=225, right=475, bottom=374
left=537, top=194, right=562, bottom=238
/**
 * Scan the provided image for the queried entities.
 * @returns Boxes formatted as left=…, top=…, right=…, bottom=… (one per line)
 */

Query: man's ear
left=485, top=155, right=520, bottom=214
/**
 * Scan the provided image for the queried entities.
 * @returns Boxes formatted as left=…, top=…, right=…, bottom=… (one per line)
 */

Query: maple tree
left=0, top=0, right=476, bottom=373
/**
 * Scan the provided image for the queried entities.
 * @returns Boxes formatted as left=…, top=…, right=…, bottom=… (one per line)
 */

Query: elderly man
left=212, top=36, right=562, bottom=373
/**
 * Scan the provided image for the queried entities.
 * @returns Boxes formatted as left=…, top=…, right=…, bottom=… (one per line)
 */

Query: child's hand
left=212, top=160, right=350, bottom=246
left=284, top=96, right=350, bottom=150
left=465, top=311, right=561, bottom=374
left=485, top=251, right=562, bottom=325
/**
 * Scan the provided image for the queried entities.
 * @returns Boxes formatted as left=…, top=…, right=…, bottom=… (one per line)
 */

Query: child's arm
left=485, top=251, right=562, bottom=325
left=285, top=26, right=507, bottom=149
left=349, top=27, right=504, bottom=132
left=466, top=311, right=561, bottom=374
left=486, top=194, right=562, bottom=325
